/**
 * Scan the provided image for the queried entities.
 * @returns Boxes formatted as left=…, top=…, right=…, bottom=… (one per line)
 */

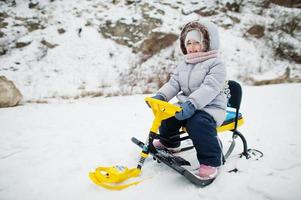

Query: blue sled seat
left=217, top=110, right=244, bottom=133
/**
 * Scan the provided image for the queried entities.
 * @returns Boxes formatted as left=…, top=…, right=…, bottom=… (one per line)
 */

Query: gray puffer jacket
left=157, top=20, right=227, bottom=126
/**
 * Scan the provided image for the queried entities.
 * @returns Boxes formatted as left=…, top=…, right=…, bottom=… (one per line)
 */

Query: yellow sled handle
left=145, top=97, right=181, bottom=133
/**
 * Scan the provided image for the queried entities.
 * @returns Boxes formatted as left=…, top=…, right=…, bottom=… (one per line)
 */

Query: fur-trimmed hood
left=180, top=20, right=220, bottom=55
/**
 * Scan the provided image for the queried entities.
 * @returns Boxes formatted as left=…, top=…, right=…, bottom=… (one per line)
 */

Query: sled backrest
left=226, top=80, right=242, bottom=130
left=227, top=80, right=242, bottom=110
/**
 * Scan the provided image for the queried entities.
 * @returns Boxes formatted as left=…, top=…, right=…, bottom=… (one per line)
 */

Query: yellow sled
left=88, top=81, right=261, bottom=190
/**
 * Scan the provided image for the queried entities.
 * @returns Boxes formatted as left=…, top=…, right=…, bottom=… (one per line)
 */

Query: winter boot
left=153, top=140, right=181, bottom=153
left=198, top=164, right=219, bottom=180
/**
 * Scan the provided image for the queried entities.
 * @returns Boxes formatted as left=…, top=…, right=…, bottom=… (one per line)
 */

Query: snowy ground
left=1, top=83, right=301, bottom=200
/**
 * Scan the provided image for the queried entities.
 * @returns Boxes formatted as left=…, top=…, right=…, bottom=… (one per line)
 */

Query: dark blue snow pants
left=159, top=110, right=222, bottom=167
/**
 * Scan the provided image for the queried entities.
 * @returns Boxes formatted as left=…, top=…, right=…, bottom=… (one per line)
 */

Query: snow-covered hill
left=0, top=83, right=301, bottom=200
left=0, top=0, right=300, bottom=102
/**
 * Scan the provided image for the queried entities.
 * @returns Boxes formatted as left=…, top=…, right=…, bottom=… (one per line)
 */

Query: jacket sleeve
left=188, top=59, right=226, bottom=109
left=157, top=67, right=180, bottom=101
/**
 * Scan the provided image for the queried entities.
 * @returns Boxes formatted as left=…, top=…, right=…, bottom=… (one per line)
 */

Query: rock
left=247, top=25, right=265, bottom=38
left=0, top=76, right=22, bottom=108
left=97, top=2, right=177, bottom=60
left=0, top=11, right=9, bottom=21
left=57, top=28, right=66, bottom=34
left=41, top=39, right=58, bottom=48
left=111, top=0, right=120, bottom=5
left=270, top=0, right=301, bottom=8
left=0, top=21, right=8, bottom=29
left=224, top=2, right=241, bottom=12
left=135, top=32, right=178, bottom=56
left=0, top=46, right=7, bottom=55
left=195, top=7, right=218, bottom=16
left=125, top=0, right=139, bottom=5
left=28, top=2, right=39, bottom=9
left=98, top=3, right=163, bottom=48
left=15, top=41, right=31, bottom=48
left=228, top=14, right=241, bottom=24
left=25, top=20, right=45, bottom=32
left=100, top=17, right=162, bottom=48
left=291, top=53, right=301, bottom=63
left=0, top=31, right=5, bottom=38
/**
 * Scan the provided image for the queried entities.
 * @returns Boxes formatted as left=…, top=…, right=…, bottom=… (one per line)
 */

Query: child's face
left=186, top=39, right=203, bottom=54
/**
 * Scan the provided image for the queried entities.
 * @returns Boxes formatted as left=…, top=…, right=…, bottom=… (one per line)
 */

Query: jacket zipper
left=187, top=64, right=194, bottom=94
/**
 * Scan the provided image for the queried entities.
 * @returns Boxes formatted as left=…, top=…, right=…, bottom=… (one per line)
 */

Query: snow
left=1, top=1, right=301, bottom=198
left=1, top=83, right=301, bottom=200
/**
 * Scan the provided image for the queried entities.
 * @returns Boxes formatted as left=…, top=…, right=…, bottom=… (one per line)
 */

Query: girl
left=152, top=20, right=227, bottom=180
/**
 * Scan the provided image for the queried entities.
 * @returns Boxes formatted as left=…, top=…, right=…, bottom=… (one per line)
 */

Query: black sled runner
left=131, top=137, right=215, bottom=187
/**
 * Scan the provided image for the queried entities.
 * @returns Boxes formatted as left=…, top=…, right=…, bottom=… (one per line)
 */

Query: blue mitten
left=152, top=94, right=165, bottom=101
left=175, top=101, right=196, bottom=120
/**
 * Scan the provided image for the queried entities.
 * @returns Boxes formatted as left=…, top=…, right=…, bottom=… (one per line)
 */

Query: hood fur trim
left=180, top=20, right=220, bottom=55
